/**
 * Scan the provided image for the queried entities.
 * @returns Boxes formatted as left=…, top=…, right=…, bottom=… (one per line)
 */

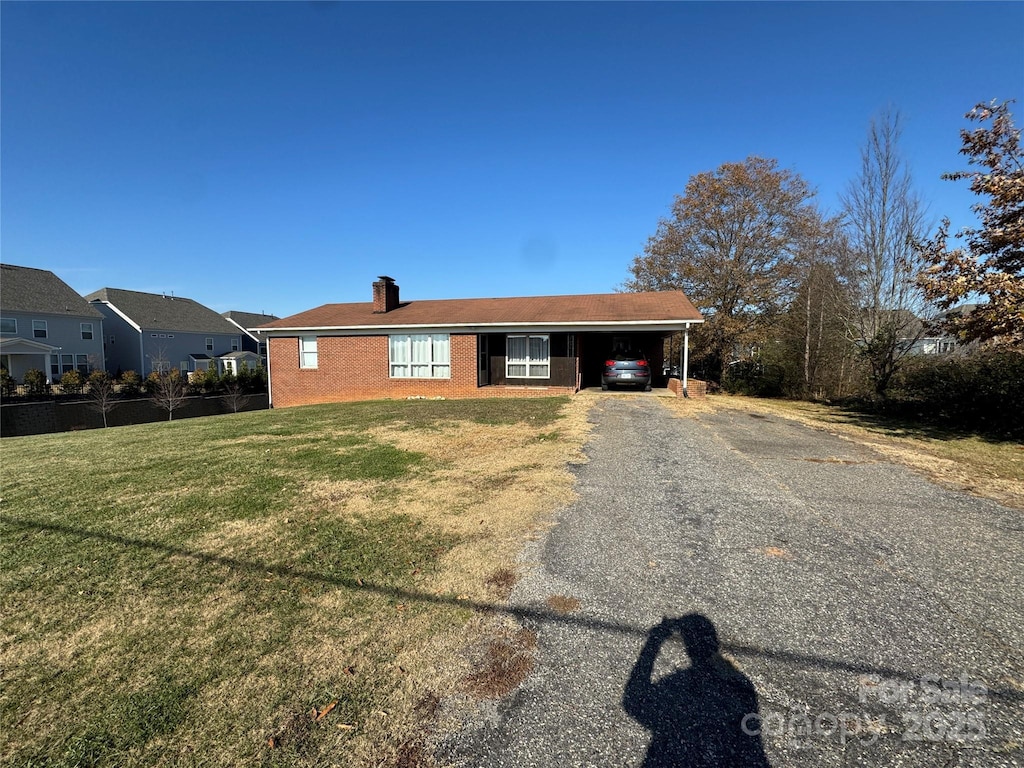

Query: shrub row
left=883, top=350, right=1024, bottom=439
left=0, top=364, right=267, bottom=399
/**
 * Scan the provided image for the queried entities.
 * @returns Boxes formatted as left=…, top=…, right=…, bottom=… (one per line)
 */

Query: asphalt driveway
left=441, top=397, right=1024, bottom=767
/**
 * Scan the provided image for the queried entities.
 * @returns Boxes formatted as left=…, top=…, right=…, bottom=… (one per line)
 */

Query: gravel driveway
left=441, top=397, right=1024, bottom=767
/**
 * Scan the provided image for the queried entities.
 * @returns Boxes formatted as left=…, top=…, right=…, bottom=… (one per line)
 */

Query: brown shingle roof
left=260, top=291, right=703, bottom=330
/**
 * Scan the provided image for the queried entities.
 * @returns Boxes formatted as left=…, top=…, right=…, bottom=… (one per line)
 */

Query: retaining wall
left=1, top=394, right=269, bottom=438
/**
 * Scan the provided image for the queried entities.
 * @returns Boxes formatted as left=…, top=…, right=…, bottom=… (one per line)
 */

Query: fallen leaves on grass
left=314, top=701, right=338, bottom=722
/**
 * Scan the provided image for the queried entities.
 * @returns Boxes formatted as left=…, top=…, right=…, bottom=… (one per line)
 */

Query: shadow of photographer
left=623, top=614, right=771, bottom=767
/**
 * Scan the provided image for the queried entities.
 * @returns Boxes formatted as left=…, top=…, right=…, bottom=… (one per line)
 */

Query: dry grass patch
left=460, top=628, right=539, bottom=699
left=484, top=568, right=518, bottom=599
left=660, top=393, right=717, bottom=418
left=545, top=595, right=581, bottom=614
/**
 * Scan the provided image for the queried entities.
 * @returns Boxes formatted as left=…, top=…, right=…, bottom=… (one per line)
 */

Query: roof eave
left=261, top=318, right=704, bottom=336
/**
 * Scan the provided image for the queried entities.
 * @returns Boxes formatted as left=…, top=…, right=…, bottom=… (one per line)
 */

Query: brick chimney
left=372, top=276, right=400, bottom=313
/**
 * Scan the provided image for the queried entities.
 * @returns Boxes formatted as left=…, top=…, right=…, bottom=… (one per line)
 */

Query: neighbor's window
left=76, top=355, right=89, bottom=375
left=231, top=337, right=240, bottom=351
left=81, top=323, right=94, bottom=340
left=389, top=334, right=450, bottom=378
left=33, top=320, right=48, bottom=339
left=506, top=334, right=550, bottom=378
left=0, top=317, right=15, bottom=334
left=299, top=336, right=318, bottom=369
left=205, top=338, right=214, bottom=351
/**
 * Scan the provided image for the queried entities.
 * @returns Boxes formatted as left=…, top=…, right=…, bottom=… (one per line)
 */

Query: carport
left=577, top=331, right=672, bottom=389
left=476, top=323, right=698, bottom=395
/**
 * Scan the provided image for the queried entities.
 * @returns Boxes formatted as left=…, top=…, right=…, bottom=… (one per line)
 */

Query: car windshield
left=611, top=351, right=645, bottom=362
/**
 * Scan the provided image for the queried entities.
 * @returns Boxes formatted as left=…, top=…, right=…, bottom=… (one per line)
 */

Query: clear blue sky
left=2, top=1, right=1022, bottom=318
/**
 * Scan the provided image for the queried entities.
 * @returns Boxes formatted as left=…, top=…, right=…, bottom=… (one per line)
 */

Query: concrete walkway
left=441, top=397, right=1024, bottom=767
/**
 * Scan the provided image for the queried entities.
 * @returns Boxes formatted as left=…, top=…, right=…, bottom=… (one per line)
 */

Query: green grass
left=0, top=397, right=569, bottom=767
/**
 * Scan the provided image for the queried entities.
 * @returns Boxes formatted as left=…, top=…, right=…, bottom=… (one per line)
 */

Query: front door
left=477, top=335, right=489, bottom=386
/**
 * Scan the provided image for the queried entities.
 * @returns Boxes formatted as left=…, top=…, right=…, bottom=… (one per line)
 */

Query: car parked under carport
left=601, top=350, right=652, bottom=391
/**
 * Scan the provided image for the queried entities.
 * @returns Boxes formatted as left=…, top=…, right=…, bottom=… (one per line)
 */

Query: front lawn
left=0, top=397, right=584, bottom=767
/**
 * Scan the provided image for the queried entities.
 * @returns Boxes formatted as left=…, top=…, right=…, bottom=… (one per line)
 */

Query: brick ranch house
left=257, top=277, right=704, bottom=408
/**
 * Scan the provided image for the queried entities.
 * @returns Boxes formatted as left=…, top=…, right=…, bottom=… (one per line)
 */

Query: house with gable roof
left=222, top=310, right=278, bottom=373
left=86, top=288, right=246, bottom=377
left=0, top=264, right=106, bottom=382
left=258, top=276, right=704, bottom=407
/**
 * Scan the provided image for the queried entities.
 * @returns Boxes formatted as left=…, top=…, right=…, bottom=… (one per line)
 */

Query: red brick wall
left=667, top=378, right=708, bottom=398
left=269, top=334, right=574, bottom=407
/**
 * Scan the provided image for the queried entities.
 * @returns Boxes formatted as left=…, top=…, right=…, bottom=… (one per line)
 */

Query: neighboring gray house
left=222, top=311, right=278, bottom=359
left=86, top=288, right=245, bottom=376
left=0, top=264, right=106, bottom=382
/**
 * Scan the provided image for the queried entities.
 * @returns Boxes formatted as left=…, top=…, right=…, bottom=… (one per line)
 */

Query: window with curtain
left=389, top=334, right=450, bottom=378
left=299, top=336, right=318, bottom=368
left=506, top=334, right=550, bottom=378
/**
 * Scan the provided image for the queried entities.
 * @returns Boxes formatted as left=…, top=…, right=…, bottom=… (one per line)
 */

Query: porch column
left=681, top=325, right=690, bottom=397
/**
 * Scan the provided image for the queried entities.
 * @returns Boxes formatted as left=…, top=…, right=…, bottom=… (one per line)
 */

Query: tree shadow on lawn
left=823, top=401, right=1020, bottom=445
left=3, top=514, right=1022, bottom=710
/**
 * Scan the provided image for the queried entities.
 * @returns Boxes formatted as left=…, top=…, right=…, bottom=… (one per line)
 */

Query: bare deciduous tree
left=841, top=109, right=929, bottom=396
left=86, top=371, right=118, bottom=428
left=221, top=380, right=250, bottom=414
left=148, top=350, right=187, bottom=421
left=784, top=218, right=858, bottom=399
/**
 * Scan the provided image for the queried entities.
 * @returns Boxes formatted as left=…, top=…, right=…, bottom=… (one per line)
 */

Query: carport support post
left=681, top=325, right=690, bottom=398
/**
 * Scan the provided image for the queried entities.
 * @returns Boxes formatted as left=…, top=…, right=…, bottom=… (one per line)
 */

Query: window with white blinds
left=389, top=334, right=450, bottom=378
left=299, top=336, right=318, bottom=369
left=506, top=334, right=550, bottom=378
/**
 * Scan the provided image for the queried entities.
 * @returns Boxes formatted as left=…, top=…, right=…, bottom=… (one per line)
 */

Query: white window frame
left=76, top=354, right=90, bottom=374
left=389, top=333, right=450, bottom=379
left=52, top=353, right=75, bottom=374
left=0, top=317, right=16, bottom=334
left=81, top=322, right=94, bottom=340
left=299, top=336, right=318, bottom=369
left=231, top=337, right=240, bottom=351
left=506, top=334, right=550, bottom=379
left=206, top=338, right=214, bottom=351
left=33, top=320, right=48, bottom=339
